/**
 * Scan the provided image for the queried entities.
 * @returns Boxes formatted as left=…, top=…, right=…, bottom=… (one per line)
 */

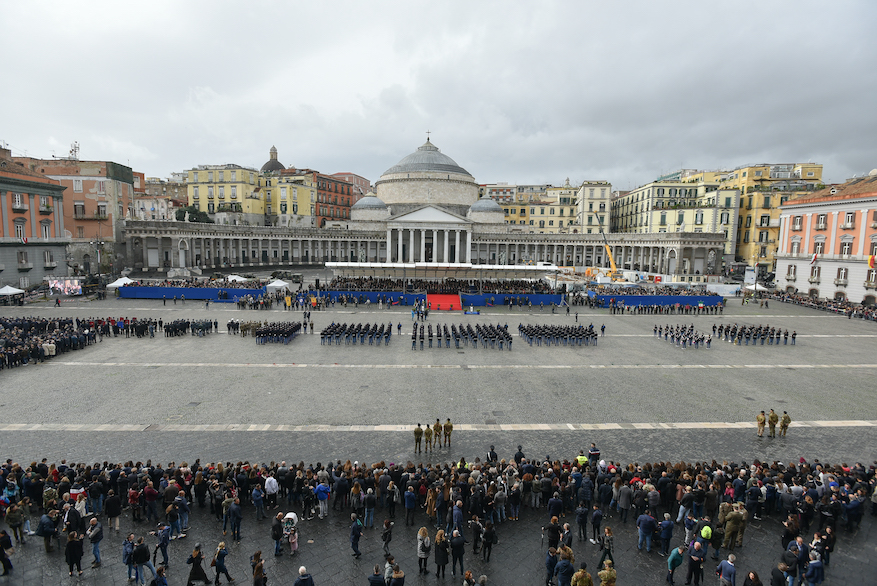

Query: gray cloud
left=3, top=1, right=875, bottom=187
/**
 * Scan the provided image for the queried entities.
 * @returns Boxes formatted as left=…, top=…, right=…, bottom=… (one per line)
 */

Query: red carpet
left=427, top=294, right=460, bottom=311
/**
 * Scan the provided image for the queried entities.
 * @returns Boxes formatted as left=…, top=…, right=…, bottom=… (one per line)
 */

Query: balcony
left=12, top=202, right=28, bottom=213
left=73, top=212, right=109, bottom=220
left=791, top=224, right=802, bottom=231
left=840, top=222, right=855, bottom=230
left=44, top=261, right=58, bottom=268
left=769, top=219, right=781, bottom=228
left=39, top=205, right=54, bottom=215
left=865, top=281, right=877, bottom=290
left=17, top=262, right=33, bottom=271
left=785, top=274, right=796, bottom=282
left=834, top=278, right=848, bottom=287
left=808, top=276, right=820, bottom=284
left=814, top=223, right=827, bottom=231
left=871, top=222, right=877, bottom=229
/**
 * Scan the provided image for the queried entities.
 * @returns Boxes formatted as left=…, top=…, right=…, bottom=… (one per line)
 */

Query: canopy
left=106, top=276, right=135, bottom=289
left=744, top=283, right=772, bottom=292
left=0, top=285, right=25, bottom=296
left=225, top=274, right=249, bottom=282
left=265, top=279, right=289, bottom=293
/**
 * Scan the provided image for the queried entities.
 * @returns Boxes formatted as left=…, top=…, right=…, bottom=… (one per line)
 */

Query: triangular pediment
left=390, top=205, right=470, bottom=224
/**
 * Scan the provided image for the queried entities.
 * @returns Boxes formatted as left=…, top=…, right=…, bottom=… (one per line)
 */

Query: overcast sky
left=3, top=1, right=875, bottom=190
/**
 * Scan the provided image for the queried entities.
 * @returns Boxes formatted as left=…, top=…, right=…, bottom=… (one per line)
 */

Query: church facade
left=124, top=140, right=727, bottom=282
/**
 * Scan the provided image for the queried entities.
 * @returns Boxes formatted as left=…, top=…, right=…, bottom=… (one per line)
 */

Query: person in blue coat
left=349, top=513, right=363, bottom=559
left=659, top=512, right=674, bottom=556
left=803, top=551, right=824, bottom=585
left=553, top=550, right=575, bottom=586
left=544, top=547, right=558, bottom=586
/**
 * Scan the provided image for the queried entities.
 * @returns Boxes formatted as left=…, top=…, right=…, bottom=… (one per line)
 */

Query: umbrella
left=743, top=283, right=772, bottom=292
left=0, top=285, right=25, bottom=296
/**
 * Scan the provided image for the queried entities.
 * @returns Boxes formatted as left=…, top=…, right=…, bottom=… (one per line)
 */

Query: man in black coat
left=450, top=529, right=466, bottom=577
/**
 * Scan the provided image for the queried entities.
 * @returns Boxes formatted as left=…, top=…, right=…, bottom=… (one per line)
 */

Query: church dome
left=381, top=138, right=472, bottom=177
left=469, top=198, right=503, bottom=213
left=260, top=146, right=285, bottom=172
left=351, top=192, right=387, bottom=210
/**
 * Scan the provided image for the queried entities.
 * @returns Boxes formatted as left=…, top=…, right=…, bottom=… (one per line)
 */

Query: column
left=443, top=230, right=449, bottom=263
left=420, top=230, right=426, bottom=262
left=857, top=209, right=870, bottom=256
left=29, top=194, right=37, bottom=239
left=0, top=192, right=6, bottom=237
left=455, top=230, right=461, bottom=263
left=431, top=229, right=437, bottom=263
left=827, top=212, right=839, bottom=256
left=409, top=229, right=414, bottom=262
left=466, top=231, right=472, bottom=263
left=386, top=228, right=392, bottom=261
left=396, top=229, right=402, bottom=262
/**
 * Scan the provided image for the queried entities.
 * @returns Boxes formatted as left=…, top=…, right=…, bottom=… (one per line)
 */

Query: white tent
left=225, top=274, right=249, bottom=282
left=106, top=276, right=135, bottom=289
left=0, top=285, right=25, bottom=296
left=265, top=279, right=290, bottom=293
left=743, top=283, right=772, bottom=292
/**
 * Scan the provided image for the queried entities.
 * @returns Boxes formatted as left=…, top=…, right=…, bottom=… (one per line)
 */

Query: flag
left=810, top=253, right=817, bottom=265
left=391, top=300, right=400, bottom=305
left=869, top=255, right=876, bottom=269
left=486, top=301, right=494, bottom=307
left=19, top=237, right=27, bottom=245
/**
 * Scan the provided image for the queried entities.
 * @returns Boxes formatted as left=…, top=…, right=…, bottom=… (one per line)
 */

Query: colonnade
left=385, top=227, right=471, bottom=263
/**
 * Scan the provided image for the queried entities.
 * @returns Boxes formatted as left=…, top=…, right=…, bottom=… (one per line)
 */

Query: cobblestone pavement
left=1, top=296, right=875, bottom=583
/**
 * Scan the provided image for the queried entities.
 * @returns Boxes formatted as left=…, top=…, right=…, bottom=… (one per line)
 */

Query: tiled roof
left=784, top=175, right=877, bottom=206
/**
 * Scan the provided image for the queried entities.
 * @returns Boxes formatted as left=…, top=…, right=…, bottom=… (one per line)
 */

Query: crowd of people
left=0, top=445, right=872, bottom=584
left=0, top=316, right=97, bottom=371
left=320, top=322, right=394, bottom=346
left=588, top=286, right=722, bottom=297
left=771, top=293, right=877, bottom=322
left=123, top=278, right=268, bottom=290
left=325, top=277, right=553, bottom=295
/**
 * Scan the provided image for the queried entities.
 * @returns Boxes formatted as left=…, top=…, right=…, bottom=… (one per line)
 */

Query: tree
left=175, top=206, right=214, bottom=223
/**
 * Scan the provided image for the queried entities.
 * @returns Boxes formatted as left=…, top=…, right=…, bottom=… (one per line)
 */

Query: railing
left=44, top=261, right=58, bottom=268
left=12, top=203, right=28, bottom=212
left=840, top=222, right=855, bottom=230
left=39, top=206, right=54, bottom=215
left=17, top=262, right=33, bottom=270
left=785, top=274, right=796, bottom=282
left=791, top=225, right=802, bottom=231
left=814, top=223, right=827, bottom=231
left=833, top=278, right=848, bottom=286
left=74, top=212, right=108, bottom=220
left=864, top=281, right=877, bottom=290
left=808, top=276, right=820, bottom=284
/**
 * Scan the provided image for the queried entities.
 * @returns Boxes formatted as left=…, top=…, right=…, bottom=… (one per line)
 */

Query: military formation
left=655, top=324, right=711, bottom=349
left=716, top=323, right=797, bottom=345
left=412, top=322, right=513, bottom=350
left=413, top=418, right=454, bottom=452
left=519, top=323, right=599, bottom=347
left=254, top=321, right=303, bottom=344
left=320, top=322, right=393, bottom=346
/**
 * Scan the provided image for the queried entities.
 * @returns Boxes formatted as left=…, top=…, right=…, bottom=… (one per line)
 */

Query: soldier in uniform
left=780, top=411, right=791, bottom=437
left=432, top=420, right=442, bottom=449
left=756, top=411, right=766, bottom=437
left=767, top=409, right=779, bottom=438
left=597, top=559, right=616, bottom=586
left=414, top=424, right=423, bottom=453
left=423, top=424, right=433, bottom=453
left=443, top=418, right=453, bottom=447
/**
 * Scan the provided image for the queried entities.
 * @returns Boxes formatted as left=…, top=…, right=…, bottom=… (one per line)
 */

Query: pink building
left=776, top=173, right=877, bottom=304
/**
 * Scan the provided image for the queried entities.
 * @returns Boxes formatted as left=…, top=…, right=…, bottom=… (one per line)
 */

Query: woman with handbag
left=212, top=541, right=233, bottom=585
left=597, top=526, right=614, bottom=568
left=186, top=543, right=212, bottom=585
left=416, top=526, right=431, bottom=575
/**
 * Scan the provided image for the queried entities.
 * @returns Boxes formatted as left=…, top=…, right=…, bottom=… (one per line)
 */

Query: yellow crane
left=595, top=217, right=624, bottom=281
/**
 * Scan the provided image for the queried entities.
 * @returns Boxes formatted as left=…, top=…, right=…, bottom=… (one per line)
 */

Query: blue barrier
left=118, top=286, right=266, bottom=302
left=593, top=295, right=723, bottom=308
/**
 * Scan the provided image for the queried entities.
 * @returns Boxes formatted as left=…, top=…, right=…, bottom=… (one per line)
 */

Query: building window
left=231, top=171, right=236, bottom=181
left=868, top=269, right=877, bottom=283
left=44, top=250, right=53, bottom=264
left=550, top=208, right=555, bottom=215
left=837, top=267, right=848, bottom=280
left=548, top=220, right=554, bottom=226
left=281, top=187, right=287, bottom=200
left=660, top=213, right=666, bottom=226
left=871, top=242, right=877, bottom=256
left=758, top=231, right=768, bottom=243
left=14, top=223, right=24, bottom=239
left=42, top=224, right=50, bottom=239
left=208, top=171, right=213, bottom=182
left=760, top=215, right=770, bottom=227
left=97, top=203, right=107, bottom=218
left=760, top=246, right=767, bottom=257
left=763, top=196, right=771, bottom=208
left=694, top=211, right=703, bottom=225
left=720, top=212, right=729, bottom=224
left=218, top=186, right=225, bottom=199
left=814, top=241, right=824, bottom=254
left=292, top=203, right=298, bottom=214
left=677, top=213, right=684, bottom=225
left=73, top=179, right=82, bottom=192
left=207, top=203, right=214, bottom=213
left=844, top=211, right=855, bottom=227
left=97, top=181, right=105, bottom=194
left=840, top=241, right=852, bottom=255
left=745, top=216, right=752, bottom=228
left=792, top=216, right=802, bottom=230
left=17, top=250, right=27, bottom=264
left=207, top=187, right=214, bottom=199
left=743, top=232, right=750, bottom=243
left=791, top=242, right=800, bottom=254
left=76, top=226, right=84, bottom=238
left=788, top=265, right=797, bottom=277
left=816, top=213, right=826, bottom=229
left=231, top=186, right=237, bottom=199
left=193, top=186, right=199, bottom=199
left=811, top=266, right=820, bottom=278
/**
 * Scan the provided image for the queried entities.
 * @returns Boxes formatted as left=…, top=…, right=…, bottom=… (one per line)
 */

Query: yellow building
left=187, top=164, right=258, bottom=217
left=719, top=163, right=823, bottom=272
left=611, top=180, right=740, bottom=266
left=275, top=172, right=316, bottom=228
left=576, top=181, right=612, bottom=233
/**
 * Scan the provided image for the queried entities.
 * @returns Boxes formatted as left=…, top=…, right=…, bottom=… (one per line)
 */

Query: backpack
left=700, top=525, right=712, bottom=540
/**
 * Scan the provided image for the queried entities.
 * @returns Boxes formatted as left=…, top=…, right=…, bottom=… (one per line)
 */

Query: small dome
left=382, top=138, right=471, bottom=177
left=869, top=168, right=877, bottom=177
left=351, top=192, right=388, bottom=210
left=469, top=198, right=503, bottom=213
left=260, top=145, right=285, bottom=172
